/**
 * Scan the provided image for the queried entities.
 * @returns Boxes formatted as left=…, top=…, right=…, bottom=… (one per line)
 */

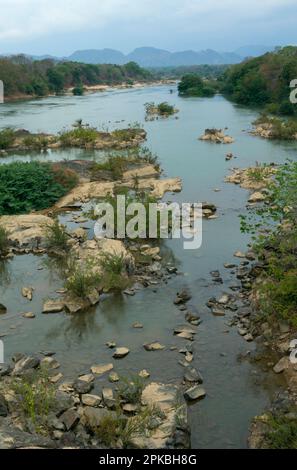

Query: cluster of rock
left=1, top=128, right=147, bottom=153
left=199, top=128, right=234, bottom=144
left=172, top=289, right=206, bottom=403
left=0, top=354, right=190, bottom=449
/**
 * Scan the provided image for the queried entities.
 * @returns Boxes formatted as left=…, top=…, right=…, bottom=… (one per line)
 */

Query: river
left=0, top=84, right=295, bottom=448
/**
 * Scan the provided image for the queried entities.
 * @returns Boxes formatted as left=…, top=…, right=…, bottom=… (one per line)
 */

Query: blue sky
left=0, top=0, right=296, bottom=56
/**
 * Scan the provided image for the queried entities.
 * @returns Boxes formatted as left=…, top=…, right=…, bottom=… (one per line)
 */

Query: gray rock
left=102, top=388, right=115, bottom=408
left=12, top=355, right=40, bottom=375
left=0, top=364, right=11, bottom=377
left=113, top=347, right=130, bottom=359
left=42, top=299, right=64, bottom=314
left=143, top=342, right=165, bottom=351
left=0, top=304, right=7, bottom=314
left=0, top=394, right=8, bottom=417
left=22, top=312, right=35, bottom=319
left=184, top=386, right=206, bottom=401
left=184, top=367, right=203, bottom=384
left=81, top=394, right=101, bottom=407
left=74, top=379, right=94, bottom=394
left=273, top=357, right=289, bottom=374
left=60, top=409, right=80, bottom=430
left=82, top=407, right=115, bottom=430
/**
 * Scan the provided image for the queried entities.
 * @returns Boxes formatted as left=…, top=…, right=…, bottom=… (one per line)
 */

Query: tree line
left=0, top=55, right=152, bottom=99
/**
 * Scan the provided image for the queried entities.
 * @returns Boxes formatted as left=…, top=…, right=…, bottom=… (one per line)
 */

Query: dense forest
left=0, top=55, right=152, bottom=99
left=151, top=64, right=228, bottom=80
left=220, top=46, right=297, bottom=115
left=178, top=74, right=217, bottom=97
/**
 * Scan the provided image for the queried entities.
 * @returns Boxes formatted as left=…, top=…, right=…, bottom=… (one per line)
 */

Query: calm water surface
left=0, top=86, right=295, bottom=448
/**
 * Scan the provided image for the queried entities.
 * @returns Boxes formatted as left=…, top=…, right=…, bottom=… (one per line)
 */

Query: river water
left=0, top=85, right=295, bottom=448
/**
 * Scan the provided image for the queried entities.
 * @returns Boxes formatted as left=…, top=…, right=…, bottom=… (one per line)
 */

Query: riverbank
left=226, top=162, right=297, bottom=448
left=3, top=80, right=176, bottom=104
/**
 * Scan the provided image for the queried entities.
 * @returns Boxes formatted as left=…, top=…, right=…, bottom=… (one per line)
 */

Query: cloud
left=0, top=0, right=295, bottom=51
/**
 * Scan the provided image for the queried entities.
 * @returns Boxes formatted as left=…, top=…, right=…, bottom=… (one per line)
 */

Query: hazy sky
left=0, top=0, right=296, bottom=55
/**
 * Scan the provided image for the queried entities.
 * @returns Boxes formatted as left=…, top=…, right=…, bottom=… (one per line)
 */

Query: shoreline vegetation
left=225, top=161, right=297, bottom=448
left=0, top=55, right=176, bottom=103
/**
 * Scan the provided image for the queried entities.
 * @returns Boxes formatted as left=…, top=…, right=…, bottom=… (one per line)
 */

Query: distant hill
left=67, top=45, right=275, bottom=67
left=68, top=48, right=126, bottom=65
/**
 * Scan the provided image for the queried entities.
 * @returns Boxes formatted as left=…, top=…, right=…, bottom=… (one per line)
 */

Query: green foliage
left=65, top=260, right=101, bottom=299
left=12, top=366, right=56, bottom=428
left=23, top=134, right=50, bottom=150
left=265, top=412, right=297, bottom=448
left=94, top=404, right=163, bottom=448
left=0, top=162, right=77, bottom=215
left=72, top=85, right=84, bottom=96
left=99, top=252, right=131, bottom=292
left=91, top=147, right=159, bottom=181
left=240, top=161, right=297, bottom=325
left=0, top=226, right=9, bottom=256
left=178, top=74, right=216, bottom=97
left=118, top=375, right=145, bottom=404
left=145, top=101, right=177, bottom=117
left=59, top=126, right=98, bottom=147
left=221, top=46, right=297, bottom=114
left=0, top=128, right=16, bottom=149
left=45, top=220, right=69, bottom=252
left=0, top=56, right=151, bottom=99
left=103, top=191, right=166, bottom=240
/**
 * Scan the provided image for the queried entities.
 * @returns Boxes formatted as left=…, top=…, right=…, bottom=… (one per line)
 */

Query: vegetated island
left=178, top=74, right=217, bottom=97
left=0, top=121, right=147, bottom=154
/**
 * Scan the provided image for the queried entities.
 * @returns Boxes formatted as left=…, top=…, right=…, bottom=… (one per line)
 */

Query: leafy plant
left=12, top=366, right=56, bottom=429
left=0, top=128, right=16, bottom=149
left=265, top=412, right=297, bottom=449
left=45, top=220, right=70, bottom=252
left=0, top=162, right=77, bottom=215
left=0, top=226, right=9, bottom=256
left=65, top=260, right=101, bottom=298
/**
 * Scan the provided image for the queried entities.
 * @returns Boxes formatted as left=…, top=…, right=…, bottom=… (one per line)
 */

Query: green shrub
left=65, top=261, right=101, bottom=298
left=12, top=366, right=56, bottom=428
left=99, top=252, right=131, bottom=291
left=59, top=126, right=98, bottom=147
left=72, top=85, right=84, bottom=96
left=45, top=220, right=69, bottom=252
left=178, top=74, right=216, bottom=97
left=0, top=128, right=16, bottom=149
left=0, top=226, right=9, bottom=256
left=266, top=413, right=297, bottom=448
left=0, top=162, right=77, bottom=215
left=118, top=375, right=144, bottom=404
left=23, top=134, right=49, bottom=150
left=241, top=161, right=297, bottom=325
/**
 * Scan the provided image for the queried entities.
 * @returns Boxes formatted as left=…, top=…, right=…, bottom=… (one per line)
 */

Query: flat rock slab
left=184, top=386, right=206, bottom=401
left=90, top=363, right=113, bottom=375
left=143, top=342, right=166, bottom=351
left=81, top=394, right=101, bottom=407
left=42, top=300, right=65, bottom=314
